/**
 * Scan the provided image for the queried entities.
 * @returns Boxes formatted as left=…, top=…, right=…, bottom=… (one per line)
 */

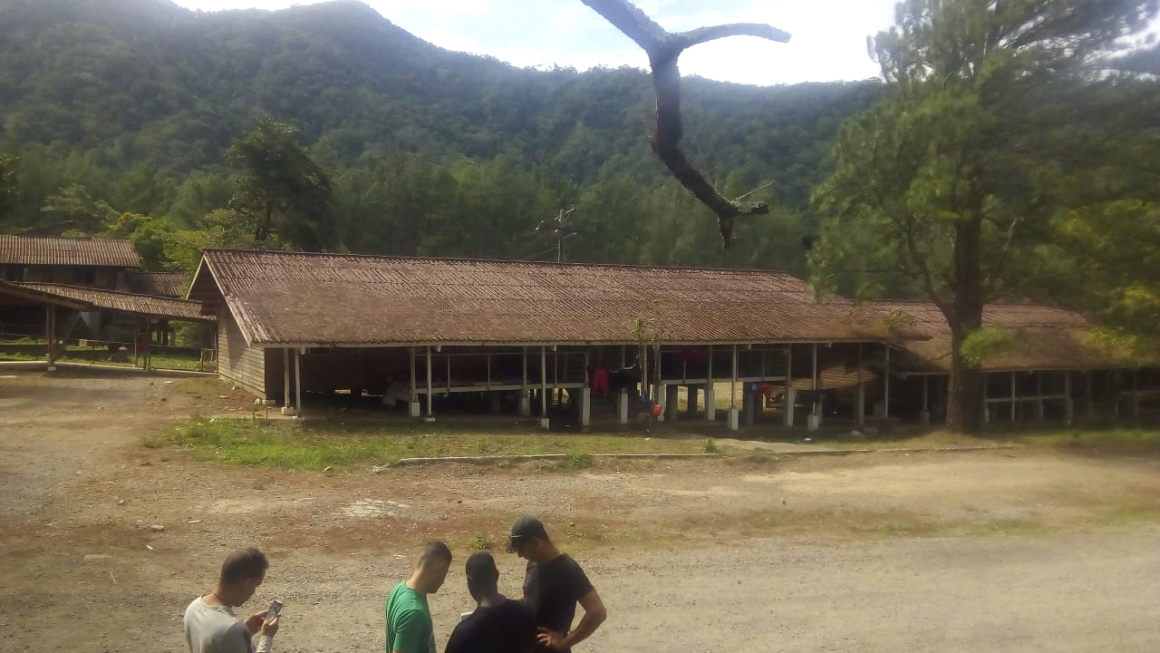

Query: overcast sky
left=171, top=0, right=901, bottom=85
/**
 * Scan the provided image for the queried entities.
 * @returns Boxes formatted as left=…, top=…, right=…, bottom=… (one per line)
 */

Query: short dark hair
left=465, top=552, right=499, bottom=600
left=220, top=547, right=268, bottom=585
left=418, top=540, right=452, bottom=568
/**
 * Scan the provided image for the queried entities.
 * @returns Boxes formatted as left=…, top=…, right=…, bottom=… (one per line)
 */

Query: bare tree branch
left=676, top=24, right=791, bottom=50
left=580, top=0, right=791, bottom=246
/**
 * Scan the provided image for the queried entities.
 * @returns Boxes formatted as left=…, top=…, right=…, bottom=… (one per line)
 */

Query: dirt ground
left=2, top=370, right=1159, bottom=652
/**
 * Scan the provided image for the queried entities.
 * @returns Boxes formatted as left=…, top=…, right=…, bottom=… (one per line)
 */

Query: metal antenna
left=535, top=205, right=579, bottom=263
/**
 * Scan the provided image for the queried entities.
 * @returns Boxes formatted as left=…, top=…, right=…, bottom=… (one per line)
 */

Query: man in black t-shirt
left=445, top=552, right=537, bottom=653
left=507, top=517, right=607, bottom=653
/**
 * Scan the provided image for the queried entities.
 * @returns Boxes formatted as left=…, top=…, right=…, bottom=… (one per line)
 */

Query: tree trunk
left=944, top=214, right=985, bottom=434
left=946, top=328, right=982, bottom=434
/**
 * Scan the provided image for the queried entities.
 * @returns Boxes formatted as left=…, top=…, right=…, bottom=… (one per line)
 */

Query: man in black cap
left=444, top=552, right=536, bottom=653
left=508, top=517, right=606, bottom=652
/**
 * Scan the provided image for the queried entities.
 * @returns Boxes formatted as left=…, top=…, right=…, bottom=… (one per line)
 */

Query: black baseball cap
left=507, top=516, right=549, bottom=552
left=465, top=552, right=499, bottom=584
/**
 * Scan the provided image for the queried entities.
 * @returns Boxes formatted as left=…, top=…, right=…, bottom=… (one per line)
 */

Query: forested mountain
left=0, top=0, right=883, bottom=271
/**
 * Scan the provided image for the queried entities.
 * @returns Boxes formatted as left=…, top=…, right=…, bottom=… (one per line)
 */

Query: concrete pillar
left=580, top=388, right=591, bottom=427
left=687, top=385, right=699, bottom=416
left=704, top=384, right=716, bottom=421
left=665, top=383, right=679, bottom=422
left=617, top=389, right=629, bottom=424
left=519, top=393, right=531, bottom=417
left=728, top=407, right=740, bottom=431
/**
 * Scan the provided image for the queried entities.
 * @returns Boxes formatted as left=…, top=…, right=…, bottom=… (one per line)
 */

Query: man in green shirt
left=386, top=541, right=453, bottom=653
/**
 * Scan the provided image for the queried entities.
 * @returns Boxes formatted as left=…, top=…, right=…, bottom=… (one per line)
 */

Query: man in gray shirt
left=184, top=547, right=281, bottom=653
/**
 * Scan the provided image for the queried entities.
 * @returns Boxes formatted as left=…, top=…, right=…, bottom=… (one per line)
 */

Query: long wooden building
left=188, top=250, right=922, bottom=429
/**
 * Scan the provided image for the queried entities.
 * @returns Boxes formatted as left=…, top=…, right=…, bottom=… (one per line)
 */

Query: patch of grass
left=467, top=534, right=494, bottom=550
left=702, top=438, right=720, bottom=454
left=146, top=418, right=703, bottom=470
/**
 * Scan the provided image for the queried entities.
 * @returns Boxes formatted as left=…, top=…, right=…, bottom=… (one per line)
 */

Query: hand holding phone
left=265, top=599, right=283, bottom=623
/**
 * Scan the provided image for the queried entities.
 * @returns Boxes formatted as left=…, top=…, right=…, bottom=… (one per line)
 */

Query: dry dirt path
left=1, top=372, right=1158, bottom=652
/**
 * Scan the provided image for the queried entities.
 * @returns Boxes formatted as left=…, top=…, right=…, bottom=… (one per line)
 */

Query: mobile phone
left=265, top=599, right=283, bottom=622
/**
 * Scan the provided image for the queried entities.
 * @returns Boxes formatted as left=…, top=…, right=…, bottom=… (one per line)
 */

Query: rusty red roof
left=189, top=250, right=922, bottom=348
left=0, top=235, right=141, bottom=268
left=872, top=301, right=1128, bottom=372
left=15, top=283, right=213, bottom=322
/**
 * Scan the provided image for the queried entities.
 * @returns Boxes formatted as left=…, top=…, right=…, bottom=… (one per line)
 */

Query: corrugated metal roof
left=119, top=272, right=188, bottom=298
left=0, top=235, right=142, bottom=268
left=191, top=250, right=920, bottom=347
left=0, top=280, right=93, bottom=310
left=872, top=301, right=1126, bottom=372
left=14, top=283, right=214, bottom=322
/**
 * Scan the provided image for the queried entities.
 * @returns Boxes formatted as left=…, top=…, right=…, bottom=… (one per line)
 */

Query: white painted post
left=282, top=348, right=291, bottom=414
left=294, top=347, right=302, bottom=419
left=617, top=389, right=629, bottom=424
